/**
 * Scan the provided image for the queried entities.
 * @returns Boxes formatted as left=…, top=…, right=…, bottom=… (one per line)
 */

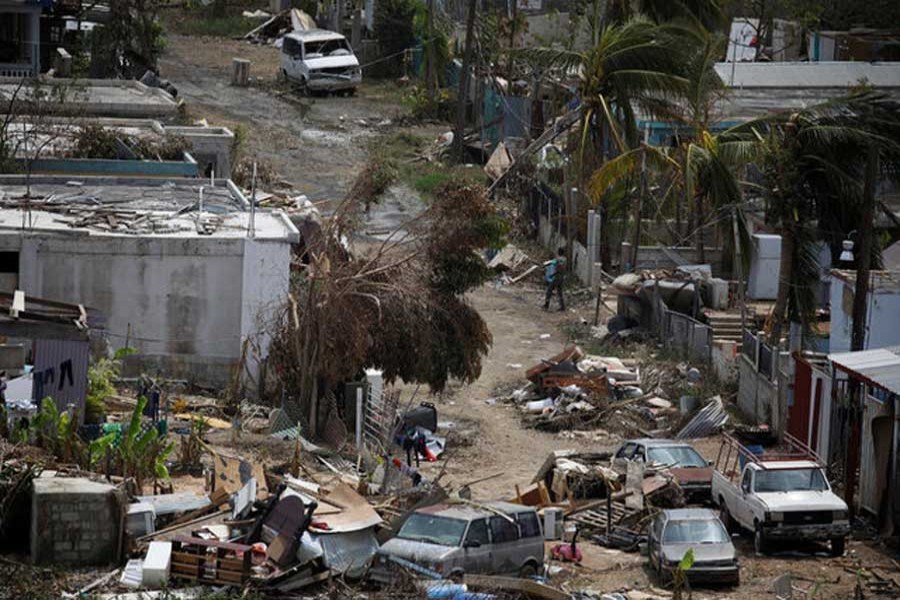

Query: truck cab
left=711, top=434, right=849, bottom=556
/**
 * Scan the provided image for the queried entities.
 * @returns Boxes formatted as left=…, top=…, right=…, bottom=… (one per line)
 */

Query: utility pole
left=845, top=144, right=879, bottom=519
left=452, top=0, right=477, bottom=163
left=732, top=209, right=747, bottom=333
left=851, top=145, right=878, bottom=352
left=425, top=0, right=436, bottom=111
left=631, top=126, right=649, bottom=271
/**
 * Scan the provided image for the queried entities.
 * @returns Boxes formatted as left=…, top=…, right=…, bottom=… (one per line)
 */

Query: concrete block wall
left=31, top=478, right=123, bottom=566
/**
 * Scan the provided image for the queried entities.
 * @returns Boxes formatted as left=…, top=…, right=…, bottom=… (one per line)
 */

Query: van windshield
left=754, top=468, right=828, bottom=492
left=397, top=514, right=467, bottom=547
left=304, top=38, right=351, bottom=58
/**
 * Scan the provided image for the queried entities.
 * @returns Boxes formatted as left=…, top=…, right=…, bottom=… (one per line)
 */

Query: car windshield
left=304, top=38, right=351, bottom=58
left=648, top=446, right=707, bottom=468
left=754, top=468, right=828, bottom=492
left=663, top=519, right=729, bottom=544
left=397, top=513, right=467, bottom=547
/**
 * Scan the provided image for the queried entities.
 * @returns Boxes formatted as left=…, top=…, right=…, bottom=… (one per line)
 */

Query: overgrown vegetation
left=68, top=125, right=190, bottom=161
left=374, top=0, right=420, bottom=77
left=90, top=0, right=166, bottom=78
left=269, top=172, right=505, bottom=435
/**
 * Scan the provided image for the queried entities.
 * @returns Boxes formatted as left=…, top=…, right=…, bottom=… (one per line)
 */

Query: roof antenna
left=249, top=162, right=257, bottom=239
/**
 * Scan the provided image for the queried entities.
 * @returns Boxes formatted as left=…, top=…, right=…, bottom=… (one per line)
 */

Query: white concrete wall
left=830, top=274, right=900, bottom=353
left=240, top=238, right=292, bottom=385
left=9, top=233, right=291, bottom=387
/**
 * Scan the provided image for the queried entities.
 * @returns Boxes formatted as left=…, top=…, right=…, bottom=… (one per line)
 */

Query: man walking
left=543, top=247, right=567, bottom=311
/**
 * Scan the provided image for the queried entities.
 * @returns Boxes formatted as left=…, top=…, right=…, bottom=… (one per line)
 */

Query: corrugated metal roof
left=828, top=346, right=900, bottom=395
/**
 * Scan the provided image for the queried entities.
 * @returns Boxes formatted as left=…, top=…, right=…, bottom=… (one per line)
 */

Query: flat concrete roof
left=715, top=62, right=900, bottom=89
left=0, top=78, right=179, bottom=119
left=831, top=269, right=900, bottom=291
left=0, top=176, right=299, bottom=241
left=713, top=62, right=900, bottom=119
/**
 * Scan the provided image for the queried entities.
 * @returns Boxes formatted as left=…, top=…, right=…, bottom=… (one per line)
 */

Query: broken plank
left=465, top=575, right=568, bottom=600
left=275, top=569, right=332, bottom=592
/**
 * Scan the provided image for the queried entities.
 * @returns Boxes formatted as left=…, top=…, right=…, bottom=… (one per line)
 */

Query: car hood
left=662, top=542, right=735, bottom=564
left=378, top=538, right=457, bottom=565
left=670, top=466, right=713, bottom=485
left=305, top=55, right=360, bottom=69
left=756, top=490, right=847, bottom=512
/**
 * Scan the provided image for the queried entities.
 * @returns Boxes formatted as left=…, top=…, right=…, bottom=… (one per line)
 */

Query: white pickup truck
left=711, top=434, right=850, bottom=556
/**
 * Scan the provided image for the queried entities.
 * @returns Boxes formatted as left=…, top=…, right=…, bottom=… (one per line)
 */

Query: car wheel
left=518, top=562, right=538, bottom=579
left=754, top=523, right=769, bottom=555
left=449, top=569, right=464, bottom=583
left=830, top=537, right=846, bottom=557
left=719, top=501, right=735, bottom=532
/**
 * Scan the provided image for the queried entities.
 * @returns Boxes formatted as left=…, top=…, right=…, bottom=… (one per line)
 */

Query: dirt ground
left=154, top=34, right=899, bottom=600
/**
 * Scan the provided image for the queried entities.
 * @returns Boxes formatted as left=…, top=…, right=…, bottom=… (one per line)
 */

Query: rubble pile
left=503, top=346, right=726, bottom=441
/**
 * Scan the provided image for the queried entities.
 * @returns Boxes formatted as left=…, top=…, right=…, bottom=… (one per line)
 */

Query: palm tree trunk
left=695, top=191, right=705, bottom=263
left=768, top=224, right=795, bottom=346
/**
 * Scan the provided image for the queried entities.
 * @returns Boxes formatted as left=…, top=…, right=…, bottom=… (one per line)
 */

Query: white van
left=280, top=29, right=362, bottom=94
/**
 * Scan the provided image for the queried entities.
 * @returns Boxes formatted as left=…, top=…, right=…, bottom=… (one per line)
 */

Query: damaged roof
left=829, top=346, right=900, bottom=396
left=0, top=175, right=299, bottom=242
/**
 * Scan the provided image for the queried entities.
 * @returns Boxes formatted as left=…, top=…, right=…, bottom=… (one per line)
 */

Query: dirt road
left=160, top=35, right=415, bottom=201
left=421, top=285, right=604, bottom=499
left=158, top=33, right=896, bottom=600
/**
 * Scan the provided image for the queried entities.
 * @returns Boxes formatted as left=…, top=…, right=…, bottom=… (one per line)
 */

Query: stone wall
left=31, top=477, right=123, bottom=566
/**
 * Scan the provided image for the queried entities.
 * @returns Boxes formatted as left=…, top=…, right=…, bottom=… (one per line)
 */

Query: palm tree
left=587, top=30, right=758, bottom=267
left=519, top=17, right=688, bottom=267
left=741, top=92, right=900, bottom=345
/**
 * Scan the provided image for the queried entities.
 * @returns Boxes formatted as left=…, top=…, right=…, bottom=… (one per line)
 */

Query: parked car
left=711, top=434, right=849, bottom=556
left=280, top=29, right=361, bottom=94
left=648, top=508, right=739, bottom=585
left=612, top=438, right=713, bottom=501
left=369, top=502, right=544, bottom=581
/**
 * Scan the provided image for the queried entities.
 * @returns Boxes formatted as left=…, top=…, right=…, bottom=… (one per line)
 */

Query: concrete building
left=4, top=117, right=235, bottom=178
left=0, top=77, right=179, bottom=120
left=0, top=175, right=299, bottom=388
left=829, top=270, right=900, bottom=353
left=0, top=1, right=41, bottom=77
left=713, top=61, right=900, bottom=119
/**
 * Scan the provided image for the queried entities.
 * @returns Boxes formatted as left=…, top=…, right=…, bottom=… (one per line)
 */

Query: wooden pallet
left=170, top=535, right=252, bottom=586
left=568, top=505, right=635, bottom=532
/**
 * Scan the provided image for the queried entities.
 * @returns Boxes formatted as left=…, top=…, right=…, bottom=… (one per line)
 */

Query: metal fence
left=649, top=284, right=713, bottom=362
left=741, top=329, right=777, bottom=382
left=361, top=385, right=399, bottom=455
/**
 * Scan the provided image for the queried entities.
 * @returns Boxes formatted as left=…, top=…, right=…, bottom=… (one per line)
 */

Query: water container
left=739, top=444, right=765, bottom=468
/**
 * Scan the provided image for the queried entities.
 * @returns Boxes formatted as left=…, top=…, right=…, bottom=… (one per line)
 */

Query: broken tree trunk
left=232, top=59, right=250, bottom=86
left=452, top=0, right=477, bottom=163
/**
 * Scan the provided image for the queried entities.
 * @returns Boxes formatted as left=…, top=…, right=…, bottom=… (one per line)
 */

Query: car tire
left=449, top=569, right=464, bottom=583
left=754, top=523, right=769, bottom=555
left=830, top=537, right=846, bottom=557
left=518, top=562, right=538, bottom=579
left=719, top=500, right=735, bottom=532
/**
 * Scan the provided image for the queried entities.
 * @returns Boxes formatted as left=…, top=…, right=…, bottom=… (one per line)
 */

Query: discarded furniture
left=170, top=535, right=252, bottom=585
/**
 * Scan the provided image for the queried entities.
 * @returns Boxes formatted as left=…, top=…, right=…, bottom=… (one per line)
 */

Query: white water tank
left=748, top=234, right=781, bottom=300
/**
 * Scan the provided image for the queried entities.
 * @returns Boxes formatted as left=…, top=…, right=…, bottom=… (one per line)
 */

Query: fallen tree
left=268, top=179, right=506, bottom=436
